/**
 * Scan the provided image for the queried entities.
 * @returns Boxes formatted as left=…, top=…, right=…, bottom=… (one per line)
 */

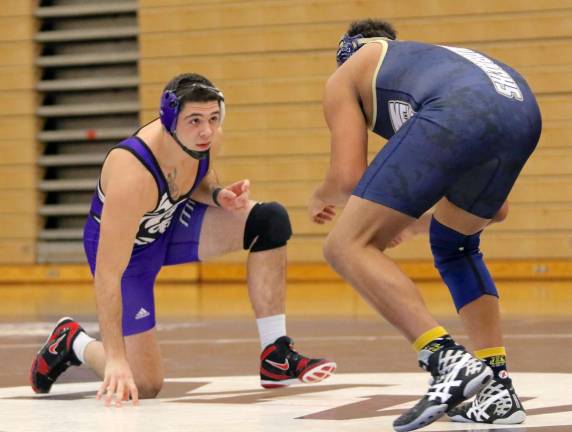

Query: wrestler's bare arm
left=94, top=150, right=156, bottom=405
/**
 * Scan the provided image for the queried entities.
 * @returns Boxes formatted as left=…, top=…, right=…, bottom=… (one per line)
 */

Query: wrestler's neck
left=139, top=119, right=197, bottom=170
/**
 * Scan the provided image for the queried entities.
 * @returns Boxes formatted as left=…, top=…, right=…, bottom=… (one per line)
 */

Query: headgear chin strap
left=171, top=131, right=210, bottom=160
left=159, top=83, right=225, bottom=160
left=336, top=33, right=389, bottom=66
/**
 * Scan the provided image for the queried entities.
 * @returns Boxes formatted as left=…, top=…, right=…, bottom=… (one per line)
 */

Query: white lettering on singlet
left=442, top=46, right=524, bottom=101
left=388, top=100, right=416, bottom=132
left=178, top=200, right=196, bottom=228
left=134, top=194, right=186, bottom=246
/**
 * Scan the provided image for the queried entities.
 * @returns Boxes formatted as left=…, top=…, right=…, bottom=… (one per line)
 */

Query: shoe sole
left=260, top=378, right=299, bottom=389
left=494, top=410, right=526, bottom=424
left=448, top=413, right=474, bottom=423
left=29, top=356, right=46, bottom=394
left=393, top=404, right=448, bottom=432
left=300, top=360, right=337, bottom=384
left=29, top=317, right=76, bottom=394
left=261, top=360, right=337, bottom=389
left=449, top=409, right=526, bottom=424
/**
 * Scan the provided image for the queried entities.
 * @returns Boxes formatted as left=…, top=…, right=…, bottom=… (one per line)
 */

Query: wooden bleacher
left=0, top=2, right=37, bottom=263
left=137, top=0, right=572, bottom=266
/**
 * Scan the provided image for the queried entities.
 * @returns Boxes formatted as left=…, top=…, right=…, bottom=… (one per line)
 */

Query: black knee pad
left=243, top=202, right=292, bottom=252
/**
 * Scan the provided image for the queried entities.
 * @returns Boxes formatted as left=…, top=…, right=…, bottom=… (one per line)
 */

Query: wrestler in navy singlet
left=353, top=39, right=542, bottom=218
left=83, top=135, right=210, bottom=335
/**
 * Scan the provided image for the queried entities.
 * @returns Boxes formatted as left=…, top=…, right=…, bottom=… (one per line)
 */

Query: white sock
left=256, top=314, right=286, bottom=350
left=72, top=331, right=95, bottom=364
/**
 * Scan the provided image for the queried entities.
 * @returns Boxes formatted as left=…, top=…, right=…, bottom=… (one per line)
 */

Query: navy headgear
left=336, top=33, right=388, bottom=66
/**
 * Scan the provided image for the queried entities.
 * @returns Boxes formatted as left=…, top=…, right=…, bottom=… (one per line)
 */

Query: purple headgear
left=336, top=33, right=388, bottom=66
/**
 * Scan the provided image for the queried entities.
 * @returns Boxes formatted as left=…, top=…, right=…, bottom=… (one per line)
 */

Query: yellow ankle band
left=475, top=346, right=506, bottom=359
left=413, top=326, right=448, bottom=352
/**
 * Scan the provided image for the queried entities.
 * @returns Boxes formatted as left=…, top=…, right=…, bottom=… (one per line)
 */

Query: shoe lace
left=426, top=349, right=474, bottom=403
left=286, top=343, right=306, bottom=366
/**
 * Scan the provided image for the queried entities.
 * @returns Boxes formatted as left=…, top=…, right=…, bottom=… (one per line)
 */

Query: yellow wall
left=138, top=0, right=572, bottom=263
left=0, top=262, right=570, bottom=318
left=0, top=1, right=38, bottom=263
left=0, top=1, right=569, bottom=264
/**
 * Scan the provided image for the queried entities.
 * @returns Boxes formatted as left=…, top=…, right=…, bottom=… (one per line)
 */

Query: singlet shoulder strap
left=115, top=136, right=168, bottom=194
left=193, top=152, right=211, bottom=191
left=369, top=38, right=390, bottom=131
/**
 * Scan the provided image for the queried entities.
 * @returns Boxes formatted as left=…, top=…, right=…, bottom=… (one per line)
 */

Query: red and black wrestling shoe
left=30, top=317, right=84, bottom=394
left=260, top=336, right=337, bottom=389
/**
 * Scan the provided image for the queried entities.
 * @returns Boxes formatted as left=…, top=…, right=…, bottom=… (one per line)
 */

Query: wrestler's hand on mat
left=308, top=195, right=336, bottom=224
left=97, top=357, right=139, bottom=407
left=218, top=179, right=250, bottom=211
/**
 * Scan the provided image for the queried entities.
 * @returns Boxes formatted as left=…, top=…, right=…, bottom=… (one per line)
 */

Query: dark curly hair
left=346, top=19, right=397, bottom=40
left=163, top=73, right=222, bottom=106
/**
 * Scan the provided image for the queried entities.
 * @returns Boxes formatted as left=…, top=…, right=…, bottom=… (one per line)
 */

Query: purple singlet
left=83, top=136, right=210, bottom=335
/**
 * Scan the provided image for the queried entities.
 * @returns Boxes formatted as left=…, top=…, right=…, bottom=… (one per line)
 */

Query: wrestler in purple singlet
left=83, top=135, right=209, bottom=335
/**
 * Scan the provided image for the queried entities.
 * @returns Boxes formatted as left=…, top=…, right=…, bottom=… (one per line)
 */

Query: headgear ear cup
left=159, top=90, right=180, bottom=134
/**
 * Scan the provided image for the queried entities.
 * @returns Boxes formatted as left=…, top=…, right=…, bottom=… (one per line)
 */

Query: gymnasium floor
left=1, top=281, right=571, bottom=432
